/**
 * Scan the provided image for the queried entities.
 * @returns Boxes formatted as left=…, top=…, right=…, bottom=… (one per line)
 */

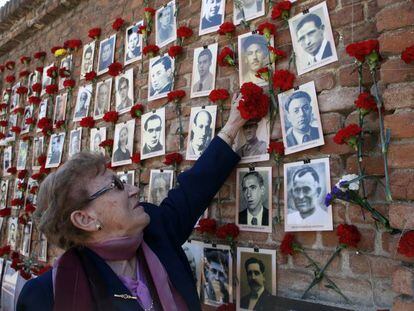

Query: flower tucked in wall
left=51, top=46, right=63, bottom=54
left=59, top=67, right=70, bottom=78
left=103, top=111, right=119, bottom=123
left=196, top=218, right=217, bottom=234
left=5, top=75, right=16, bottom=84
left=163, top=152, right=183, bottom=166
left=354, top=92, right=378, bottom=116
left=138, top=25, right=149, bottom=37
left=0, top=208, right=11, bottom=217
left=268, top=46, right=286, bottom=63
left=255, top=67, right=270, bottom=81
left=280, top=233, right=297, bottom=255
left=333, top=124, right=362, bottom=149
left=32, top=83, right=42, bottom=93
left=88, top=27, right=101, bottom=39
left=99, top=139, right=114, bottom=153
left=401, top=45, right=414, bottom=64
left=5, top=61, right=15, bottom=70
left=54, top=120, right=65, bottom=129
left=167, top=45, right=183, bottom=58
left=257, top=22, right=276, bottom=41
left=271, top=1, right=292, bottom=21
left=25, top=117, right=35, bottom=126
left=130, top=104, right=144, bottom=118
left=346, top=39, right=380, bottom=64
left=28, top=96, right=41, bottom=106
left=177, top=26, right=193, bottom=39
left=64, top=39, right=82, bottom=51
left=337, top=224, right=361, bottom=248
left=108, top=62, right=123, bottom=77
left=16, top=86, right=28, bottom=95
left=25, top=203, right=36, bottom=214
left=218, top=47, right=236, bottom=67
left=167, top=90, right=186, bottom=103
left=80, top=116, right=95, bottom=128
left=45, top=84, right=58, bottom=95
left=12, top=107, right=24, bottom=115
left=7, top=167, right=17, bottom=175
left=217, top=22, right=236, bottom=37
left=46, top=66, right=59, bottom=78
left=35, top=66, right=44, bottom=73
left=19, top=70, right=30, bottom=78
left=0, top=120, right=8, bottom=127
left=33, top=51, right=46, bottom=60
left=0, top=65, right=4, bottom=72
left=238, top=82, right=269, bottom=120
left=17, top=169, right=27, bottom=179
left=19, top=56, right=31, bottom=65
left=11, top=126, right=21, bottom=134
left=112, top=17, right=125, bottom=31
left=216, top=223, right=239, bottom=242
left=143, top=45, right=160, bottom=57
left=63, top=79, right=76, bottom=90
left=273, top=69, right=295, bottom=91
left=131, top=153, right=141, bottom=164
left=85, top=71, right=97, bottom=82
left=267, top=141, right=285, bottom=160
left=209, top=89, right=229, bottom=103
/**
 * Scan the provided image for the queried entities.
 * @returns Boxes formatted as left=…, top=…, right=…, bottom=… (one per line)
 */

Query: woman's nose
left=126, top=184, right=139, bottom=197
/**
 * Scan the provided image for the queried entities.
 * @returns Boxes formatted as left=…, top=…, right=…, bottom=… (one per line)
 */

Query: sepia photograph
left=111, top=119, right=135, bottom=167
left=97, top=34, right=116, bottom=75
left=53, top=93, right=67, bottom=124
left=68, top=128, right=82, bottom=158
left=182, top=240, right=204, bottom=297
left=16, top=141, right=29, bottom=171
left=233, top=0, right=265, bottom=26
left=278, top=81, right=324, bottom=154
left=20, top=105, right=34, bottom=134
left=186, top=105, right=217, bottom=160
left=45, top=133, right=65, bottom=168
left=117, top=170, right=135, bottom=186
left=236, top=247, right=276, bottom=311
left=73, top=84, right=93, bottom=122
left=0, top=179, right=9, bottom=209
left=90, top=127, right=106, bottom=156
left=148, top=54, right=175, bottom=101
left=191, top=43, right=218, bottom=98
left=93, top=78, right=112, bottom=120
left=59, top=55, right=73, bottom=89
left=199, top=0, right=226, bottom=36
left=148, top=169, right=173, bottom=205
left=20, top=221, right=33, bottom=257
left=80, top=41, right=95, bottom=79
left=115, top=68, right=134, bottom=114
left=3, top=146, right=12, bottom=176
left=155, top=1, right=177, bottom=48
left=288, top=1, right=338, bottom=75
left=125, top=21, right=144, bottom=65
left=32, top=137, right=44, bottom=170
left=141, top=108, right=166, bottom=160
left=284, top=157, right=333, bottom=232
left=7, top=217, right=18, bottom=251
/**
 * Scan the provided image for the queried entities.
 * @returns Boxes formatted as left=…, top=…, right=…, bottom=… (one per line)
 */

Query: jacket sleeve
left=157, top=136, right=240, bottom=246
left=16, top=272, right=54, bottom=311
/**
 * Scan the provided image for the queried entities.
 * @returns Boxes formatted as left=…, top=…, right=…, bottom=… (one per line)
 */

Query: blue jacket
left=17, top=137, right=240, bottom=311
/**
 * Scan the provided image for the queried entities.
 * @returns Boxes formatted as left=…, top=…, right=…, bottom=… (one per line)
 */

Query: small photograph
left=25, top=178, right=39, bottom=206
left=97, top=34, right=116, bottom=75
left=5, top=114, right=17, bottom=142
left=148, top=54, right=175, bottom=101
left=1, top=260, right=18, bottom=311
left=41, top=64, right=54, bottom=96
left=111, top=119, right=135, bottom=167
left=20, top=222, right=33, bottom=257
left=28, top=71, right=40, bottom=96
left=16, top=141, right=29, bottom=171
left=233, top=117, right=270, bottom=164
left=278, top=81, right=324, bottom=154
left=32, top=137, right=44, bottom=170
left=155, top=1, right=177, bottom=48
left=3, top=146, right=12, bottom=176
left=186, top=106, right=217, bottom=160
left=236, top=247, right=276, bottom=311
left=0, top=179, right=9, bottom=209
left=182, top=240, right=204, bottom=296
left=288, top=1, right=338, bottom=75
left=199, top=0, right=226, bottom=36
left=68, top=128, right=82, bottom=158
left=125, top=20, right=144, bottom=65
left=238, top=32, right=273, bottom=87
left=115, top=68, right=134, bottom=114
left=284, top=157, right=333, bottom=232
left=93, top=78, right=112, bottom=120
left=38, top=233, right=48, bottom=262
left=45, top=132, right=66, bottom=169
left=117, top=170, right=135, bottom=186
left=53, top=93, right=68, bottom=124
left=7, top=217, right=18, bottom=251
left=59, top=55, right=73, bottom=89
left=73, top=84, right=93, bottom=122
left=90, top=127, right=106, bottom=155
left=21, top=105, right=34, bottom=134
left=233, top=0, right=265, bottom=26
left=191, top=43, right=218, bottom=98
left=81, top=41, right=96, bottom=79
left=236, top=167, right=272, bottom=232
left=141, top=108, right=166, bottom=160
left=37, top=99, right=48, bottom=124
left=10, top=83, right=20, bottom=111
left=148, top=169, right=173, bottom=205
left=13, top=178, right=23, bottom=200
left=201, top=244, right=232, bottom=306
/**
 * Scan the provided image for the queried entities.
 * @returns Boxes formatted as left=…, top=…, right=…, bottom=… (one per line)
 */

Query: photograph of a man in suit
left=240, top=257, right=272, bottom=310
left=81, top=45, right=94, bottom=77
left=98, top=38, right=114, bottom=73
left=192, top=48, right=214, bottom=93
left=284, top=91, right=319, bottom=147
left=74, top=91, right=89, bottom=119
left=203, top=249, right=229, bottom=304
left=143, top=114, right=163, bottom=154
left=116, top=76, right=133, bottom=112
left=235, top=0, right=263, bottom=22
left=188, top=110, right=213, bottom=157
left=239, top=171, right=268, bottom=226
left=94, top=81, right=110, bottom=117
left=150, top=172, right=171, bottom=205
left=201, top=0, right=222, bottom=30
left=149, top=56, right=173, bottom=97
left=295, top=13, right=332, bottom=67
left=49, top=134, right=63, bottom=165
left=236, top=120, right=267, bottom=157
left=241, top=35, right=268, bottom=85
left=157, top=4, right=174, bottom=45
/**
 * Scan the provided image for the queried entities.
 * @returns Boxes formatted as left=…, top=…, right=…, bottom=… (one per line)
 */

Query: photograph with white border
left=58, top=55, right=73, bottom=90
left=97, top=34, right=116, bottom=75
left=1, top=260, right=18, bottom=310
left=148, top=54, right=175, bottom=101
left=155, top=1, right=177, bottom=48
left=182, top=240, right=204, bottom=297
left=90, top=127, right=107, bottom=156
left=20, top=221, right=33, bottom=257
left=233, top=0, right=265, bottom=26
left=141, top=108, right=166, bottom=160
left=111, top=119, right=135, bottom=167
left=3, top=146, right=12, bottom=176
left=125, top=20, right=144, bottom=65
left=148, top=169, right=173, bottom=205
left=36, top=99, right=48, bottom=133
left=0, top=179, right=9, bottom=209
left=32, top=136, right=44, bottom=170
left=80, top=41, right=96, bottom=79
left=115, top=68, right=134, bottom=114
left=68, top=128, right=82, bottom=158
left=45, top=132, right=65, bottom=168
left=93, top=78, right=112, bottom=120
left=73, top=84, right=93, bottom=122
left=21, top=105, right=34, bottom=134
left=117, top=170, right=135, bottom=186
left=38, top=233, right=48, bottom=262
left=53, top=93, right=67, bottom=124
left=16, top=141, right=29, bottom=171
left=41, top=64, right=54, bottom=96
left=199, top=0, right=226, bottom=36
left=191, top=43, right=218, bottom=98
left=7, top=217, right=18, bottom=251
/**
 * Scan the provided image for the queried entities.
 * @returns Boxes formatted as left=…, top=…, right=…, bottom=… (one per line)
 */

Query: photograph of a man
left=0, top=180, right=9, bottom=209
left=141, top=109, right=165, bottom=160
left=199, top=0, right=225, bottom=35
left=284, top=158, right=332, bottom=232
left=234, top=0, right=265, bottom=25
left=3, top=146, right=12, bottom=175
left=98, top=35, right=116, bottom=75
left=16, top=141, right=28, bottom=170
left=32, top=137, right=43, bottom=169
left=148, top=54, right=174, bottom=101
left=191, top=44, right=217, bottom=97
left=38, top=233, right=48, bottom=262
left=74, top=85, right=92, bottom=121
left=90, top=127, right=106, bottom=155
left=155, top=1, right=177, bottom=47
left=117, top=170, right=135, bottom=186
left=81, top=42, right=95, bottom=79
left=94, top=78, right=111, bottom=119
left=182, top=241, right=203, bottom=295
left=45, top=133, right=65, bottom=168
left=59, top=55, right=72, bottom=89
left=7, top=217, right=18, bottom=250
left=149, top=170, right=173, bottom=205
left=54, top=93, right=67, bottom=123
left=20, top=222, right=32, bottom=257
left=69, top=129, right=82, bottom=158
left=125, top=22, right=143, bottom=64
left=235, top=119, right=268, bottom=159
left=41, top=65, right=53, bottom=96
left=115, top=69, right=134, bottom=114
left=21, top=105, right=33, bottom=134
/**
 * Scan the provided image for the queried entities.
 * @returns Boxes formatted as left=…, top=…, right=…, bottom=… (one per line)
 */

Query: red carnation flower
left=54, top=120, right=65, bottom=129
left=59, top=67, right=70, bottom=78
left=37, top=154, right=47, bottom=166
left=138, top=25, right=149, bottom=36
left=103, top=111, right=119, bottom=123
left=167, top=90, right=186, bottom=102
left=216, top=223, right=239, bottom=241
left=46, top=66, right=59, bottom=78
left=25, top=117, right=35, bottom=126
left=11, top=198, right=24, bottom=207
left=0, top=65, right=4, bottom=72
left=257, top=22, right=276, bottom=40
left=143, top=45, right=160, bottom=57
left=108, top=62, right=123, bottom=77
left=209, top=89, right=229, bottom=103
left=88, top=27, right=101, bottom=39
left=337, top=224, right=361, bottom=248
left=164, top=152, right=183, bottom=166
left=7, top=166, right=17, bottom=175
left=28, top=96, right=41, bottom=106
left=218, top=22, right=236, bottom=37
left=13, top=107, right=25, bottom=115
left=35, top=66, right=44, bottom=73
left=21, top=135, right=30, bottom=141
left=84, top=71, right=97, bottom=81
left=0, top=208, right=11, bottom=217
left=333, top=124, right=362, bottom=148
left=273, top=70, right=295, bottom=91
left=271, top=1, right=292, bottom=20
left=63, top=79, right=76, bottom=89
left=196, top=218, right=217, bottom=234
left=11, top=126, right=21, bottom=134
left=355, top=92, right=378, bottom=115
left=17, top=181, right=27, bottom=190
left=168, top=45, right=183, bottom=58
left=112, top=17, right=125, bottom=31
left=11, top=257, right=22, bottom=270
left=37, top=117, right=52, bottom=130
left=144, top=7, right=156, bottom=22
left=29, top=186, right=38, bottom=195
left=51, top=46, right=63, bottom=54
left=5, top=75, right=16, bottom=84
left=32, top=83, right=42, bottom=93
left=16, top=86, right=28, bottom=95
left=177, top=26, right=193, bottom=39
left=397, top=231, right=414, bottom=258
left=25, top=203, right=36, bottom=214
left=0, top=132, right=5, bottom=140
left=255, top=67, right=270, bottom=81
left=19, top=70, right=30, bottom=78
left=0, top=120, right=8, bottom=127
left=20, top=56, right=31, bottom=65
left=17, top=169, right=28, bottom=179
left=0, top=104, right=6, bottom=111
left=345, top=39, right=380, bottom=63
left=0, top=245, right=11, bottom=256
left=280, top=233, right=296, bottom=256
left=267, top=141, right=285, bottom=157
left=80, top=116, right=95, bottom=128
left=99, top=139, right=114, bottom=149
left=34, top=51, right=46, bottom=60
left=20, top=270, right=32, bottom=280
left=32, top=265, right=52, bottom=276
left=268, top=46, right=287, bottom=63
left=45, top=84, right=58, bottom=95
left=5, top=61, right=15, bottom=70
left=401, top=45, right=414, bottom=64
left=238, top=82, right=269, bottom=120
left=131, top=153, right=141, bottom=164
left=130, top=104, right=144, bottom=118
left=218, top=47, right=235, bottom=67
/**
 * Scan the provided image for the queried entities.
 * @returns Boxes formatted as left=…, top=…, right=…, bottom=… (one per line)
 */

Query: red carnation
left=45, top=84, right=58, bottom=95
left=46, top=66, right=59, bottom=78
left=255, top=67, right=270, bottom=81
left=29, top=186, right=38, bottom=195
left=168, top=45, right=183, bottom=58
left=11, top=198, right=24, bottom=207
left=196, top=218, right=217, bottom=234
left=20, top=56, right=31, bottom=65
left=138, top=25, right=149, bottom=36
left=25, top=203, right=36, bottom=214
left=5, top=75, right=16, bottom=84
left=112, top=17, right=125, bottom=31
left=267, top=141, right=284, bottom=157
left=51, top=46, right=63, bottom=54
left=268, top=46, right=287, bottom=63
left=0, top=245, right=11, bottom=256
left=5, top=61, right=15, bottom=70
left=143, top=45, right=160, bottom=57
left=401, top=45, right=414, bottom=64
left=35, top=66, right=44, bottom=73
left=257, top=22, right=276, bottom=40
left=11, top=258, right=22, bottom=270
left=32, top=83, right=42, bottom=93
left=0, top=120, right=8, bottom=127
left=177, top=26, right=193, bottom=39
left=19, top=70, right=30, bottom=78
left=13, top=107, right=25, bottom=115
left=17, top=169, right=28, bottom=179
left=99, top=139, right=114, bottom=149
left=355, top=92, right=378, bottom=115
left=280, top=233, right=296, bottom=256
left=7, top=167, right=17, bottom=175
left=337, top=224, right=361, bottom=248
left=164, top=152, right=183, bottom=166
left=238, top=82, right=269, bottom=120
left=16, top=86, right=28, bottom=95
left=218, top=22, right=236, bottom=37
left=34, top=51, right=46, bottom=60
left=216, top=223, right=239, bottom=241
left=209, top=89, right=229, bottom=103
left=64, top=39, right=82, bottom=50
left=108, top=62, right=123, bottom=77
left=167, top=90, right=186, bottom=102
left=21, top=135, right=30, bottom=141
left=20, top=270, right=32, bottom=280
left=144, top=7, right=156, bottom=22
left=63, top=79, right=76, bottom=90
left=130, top=104, right=144, bottom=118
left=37, top=154, right=47, bottom=166
left=28, top=96, right=41, bottom=106
left=333, top=124, right=362, bottom=148
left=131, top=153, right=141, bottom=164
left=11, top=126, right=21, bottom=134
left=32, top=265, right=52, bottom=276
left=345, top=39, right=380, bottom=63
left=25, top=117, right=35, bottom=126
left=0, top=132, right=5, bottom=139
left=54, top=120, right=65, bottom=129
left=59, top=67, right=70, bottom=78
left=0, top=104, right=6, bottom=111
left=85, top=71, right=97, bottom=81
left=397, top=231, right=414, bottom=258
left=273, top=70, right=295, bottom=91
left=271, top=1, right=292, bottom=20
left=0, top=208, right=11, bottom=217
left=80, top=116, right=95, bottom=128
left=218, top=47, right=235, bottom=67
left=103, top=111, right=119, bottom=123
left=88, top=27, right=101, bottom=39
left=37, top=117, right=52, bottom=130
left=0, top=65, right=4, bottom=72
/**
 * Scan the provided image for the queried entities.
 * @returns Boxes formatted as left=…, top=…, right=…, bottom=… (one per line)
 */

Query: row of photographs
left=182, top=241, right=276, bottom=310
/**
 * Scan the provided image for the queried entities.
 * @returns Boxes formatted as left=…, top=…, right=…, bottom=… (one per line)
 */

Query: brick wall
left=0, top=0, right=413, bottom=310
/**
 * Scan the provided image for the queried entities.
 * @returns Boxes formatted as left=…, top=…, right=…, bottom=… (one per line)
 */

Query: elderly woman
left=17, top=95, right=246, bottom=311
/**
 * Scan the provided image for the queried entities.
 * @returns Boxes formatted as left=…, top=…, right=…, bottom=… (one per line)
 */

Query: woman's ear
left=70, top=209, right=97, bottom=232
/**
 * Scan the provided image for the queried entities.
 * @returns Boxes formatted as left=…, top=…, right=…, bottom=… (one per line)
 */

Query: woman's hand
left=218, top=92, right=247, bottom=145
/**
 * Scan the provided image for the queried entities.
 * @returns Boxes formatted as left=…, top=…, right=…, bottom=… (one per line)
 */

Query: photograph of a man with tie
left=191, top=43, right=218, bottom=98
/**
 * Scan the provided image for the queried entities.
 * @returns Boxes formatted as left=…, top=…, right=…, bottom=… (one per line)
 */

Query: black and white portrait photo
left=148, top=169, right=173, bottom=205
left=7, top=217, right=18, bottom=251
left=13, top=177, right=23, bottom=201
left=97, top=34, right=116, bottom=75
left=233, top=0, right=265, bottom=26
left=25, top=178, right=39, bottom=207
left=5, top=114, right=17, bottom=142
left=155, top=1, right=177, bottom=48
left=111, top=119, right=135, bottom=167
left=73, top=84, right=92, bottom=122
left=191, top=44, right=218, bottom=98
left=284, top=158, right=333, bottom=232
left=37, top=99, right=48, bottom=127
left=202, top=245, right=232, bottom=306
left=53, top=93, right=67, bottom=124
left=38, top=233, right=48, bottom=262
left=125, top=21, right=143, bottom=65
left=238, top=32, right=272, bottom=87
left=3, top=146, right=12, bottom=176
left=141, top=108, right=166, bottom=160
left=115, top=68, right=134, bottom=114
left=32, top=137, right=44, bottom=170
left=90, top=127, right=106, bottom=156
left=1, top=260, right=19, bottom=311
left=186, top=106, right=217, bottom=160
left=199, top=0, right=226, bottom=35
left=16, top=141, right=29, bottom=171
left=20, top=222, right=32, bottom=257
left=278, top=81, right=324, bottom=154
left=233, top=117, right=270, bottom=164
left=28, top=71, right=40, bottom=96
left=182, top=241, right=203, bottom=296
left=288, top=1, right=338, bottom=75
left=0, top=179, right=9, bottom=209
left=148, top=54, right=175, bottom=101
left=81, top=41, right=95, bottom=79
left=59, top=55, right=73, bottom=89
left=41, top=64, right=54, bottom=96
left=236, top=167, right=272, bottom=233
left=21, top=105, right=34, bottom=134
left=10, top=83, right=20, bottom=111
left=94, top=78, right=112, bottom=120
left=69, top=128, right=82, bottom=158
left=236, top=247, right=276, bottom=311
left=45, top=133, right=65, bottom=168
left=117, top=170, right=135, bottom=186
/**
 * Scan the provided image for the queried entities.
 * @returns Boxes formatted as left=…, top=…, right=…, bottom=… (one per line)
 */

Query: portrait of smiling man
left=148, top=55, right=174, bottom=100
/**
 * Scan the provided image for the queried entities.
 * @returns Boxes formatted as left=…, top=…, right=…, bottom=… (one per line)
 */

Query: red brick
left=377, top=0, right=397, bottom=8
left=330, top=4, right=364, bottom=28
left=338, top=64, right=378, bottom=87
left=381, top=59, right=414, bottom=84
left=384, top=112, right=414, bottom=139
left=318, top=87, right=360, bottom=112
left=349, top=253, right=399, bottom=277
left=393, top=296, right=414, bottom=311
left=295, top=231, right=317, bottom=247
left=345, top=110, right=379, bottom=132
left=393, top=267, right=414, bottom=296
left=319, top=134, right=355, bottom=155
left=320, top=113, right=344, bottom=134
left=321, top=230, right=338, bottom=248
left=296, top=71, right=336, bottom=92
left=389, top=203, right=414, bottom=230
left=292, top=249, right=341, bottom=271
left=348, top=203, right=387, bottom=225
left=389, top=144, right=414, bottom=168
left=277, top=269, right=313, bottom=296
left=342, top=22, right=377, bottom=46
left=346, top=154, right=385, bottom=175
left=376, top=2, right=414, bottom=32
left=379, top=29, right=414, bottom=55
left=383, top=83, right=414, bottom=110
left=390, top=170, right=414, bottom=200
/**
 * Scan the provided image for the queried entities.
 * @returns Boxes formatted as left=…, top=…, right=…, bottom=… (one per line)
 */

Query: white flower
left=336, top=174, right=360, bottom=191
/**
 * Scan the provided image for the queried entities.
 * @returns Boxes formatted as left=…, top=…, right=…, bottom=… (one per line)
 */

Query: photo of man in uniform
left=200, top=0, right=223, bottom=33
left=236, top=120, right=267, bottom=157
left=203, top=248, right=230, bottom=305
left=142, top=114, right=163, bottom=155
left=149, top=56, right=173, bottom=99
left=239, top=34, right=268, bottom=85
left=192, top=48, right=214, bottom=93
left=156, top=2, right=176, bottom=47
left=188, top=109, right=213, bottom=157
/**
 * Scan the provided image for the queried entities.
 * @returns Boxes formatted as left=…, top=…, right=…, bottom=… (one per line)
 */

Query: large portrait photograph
left=111, top=119, right=135, bottom=167
left=3, top=146, right=12, bottom=176
left=236, top=167, right=272, bottom=233
left=182, top=240, right=204, bottom=297
left=186, top=105, right=217, bottom=161
left=284, top=157, right=333, bottom=232
left=90, top=127, right=106, bottom=155
left=94, top=78, right=112, bottom=120
left=233, top=0, right=265, bottom=26
left=16, top=141, right=29, bottom=171
left=32, top=136, right=44, bottom=170
left=73, top=84, right=93, bottom=122
left=141, top=108, right=166, bottom=160
left=148, top=169, right=173, bottom=205
left=155, top=0, right=177, bottom=48
left=115, top=68, right=134, bottom=114
left=53, top=93, right=67, bottom=124
left=278, top=81, right=324, bottom=154
left=68, top=128, right=82, bottom=158
left=97, top=34, right=116, bottom=75
left=148, top=54, right=175, bottom=101
left=236, top=247, right=276, bottom=311
left=80, top=41, right=95, bottom=79
left=45, top=132, right=66, bottom=168
left=125, top=20, right=143, bottom=65
left=191, top=43, right=218, bottom=98
left=288, top=1, right=338, bottom=75
left=199, top=0, right=226, bottom=35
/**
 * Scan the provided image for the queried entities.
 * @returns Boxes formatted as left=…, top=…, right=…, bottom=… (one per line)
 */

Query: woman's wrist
left=218, top=126, right=238, bottom=146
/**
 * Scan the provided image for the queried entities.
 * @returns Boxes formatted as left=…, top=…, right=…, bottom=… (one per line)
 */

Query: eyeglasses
left=88, top=175, right=125, bottom=201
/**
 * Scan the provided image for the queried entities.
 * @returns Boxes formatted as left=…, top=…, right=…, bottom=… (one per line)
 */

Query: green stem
left=175, top=102, right=184, bottom=151
left=274, top=160, right=281, bottom=223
